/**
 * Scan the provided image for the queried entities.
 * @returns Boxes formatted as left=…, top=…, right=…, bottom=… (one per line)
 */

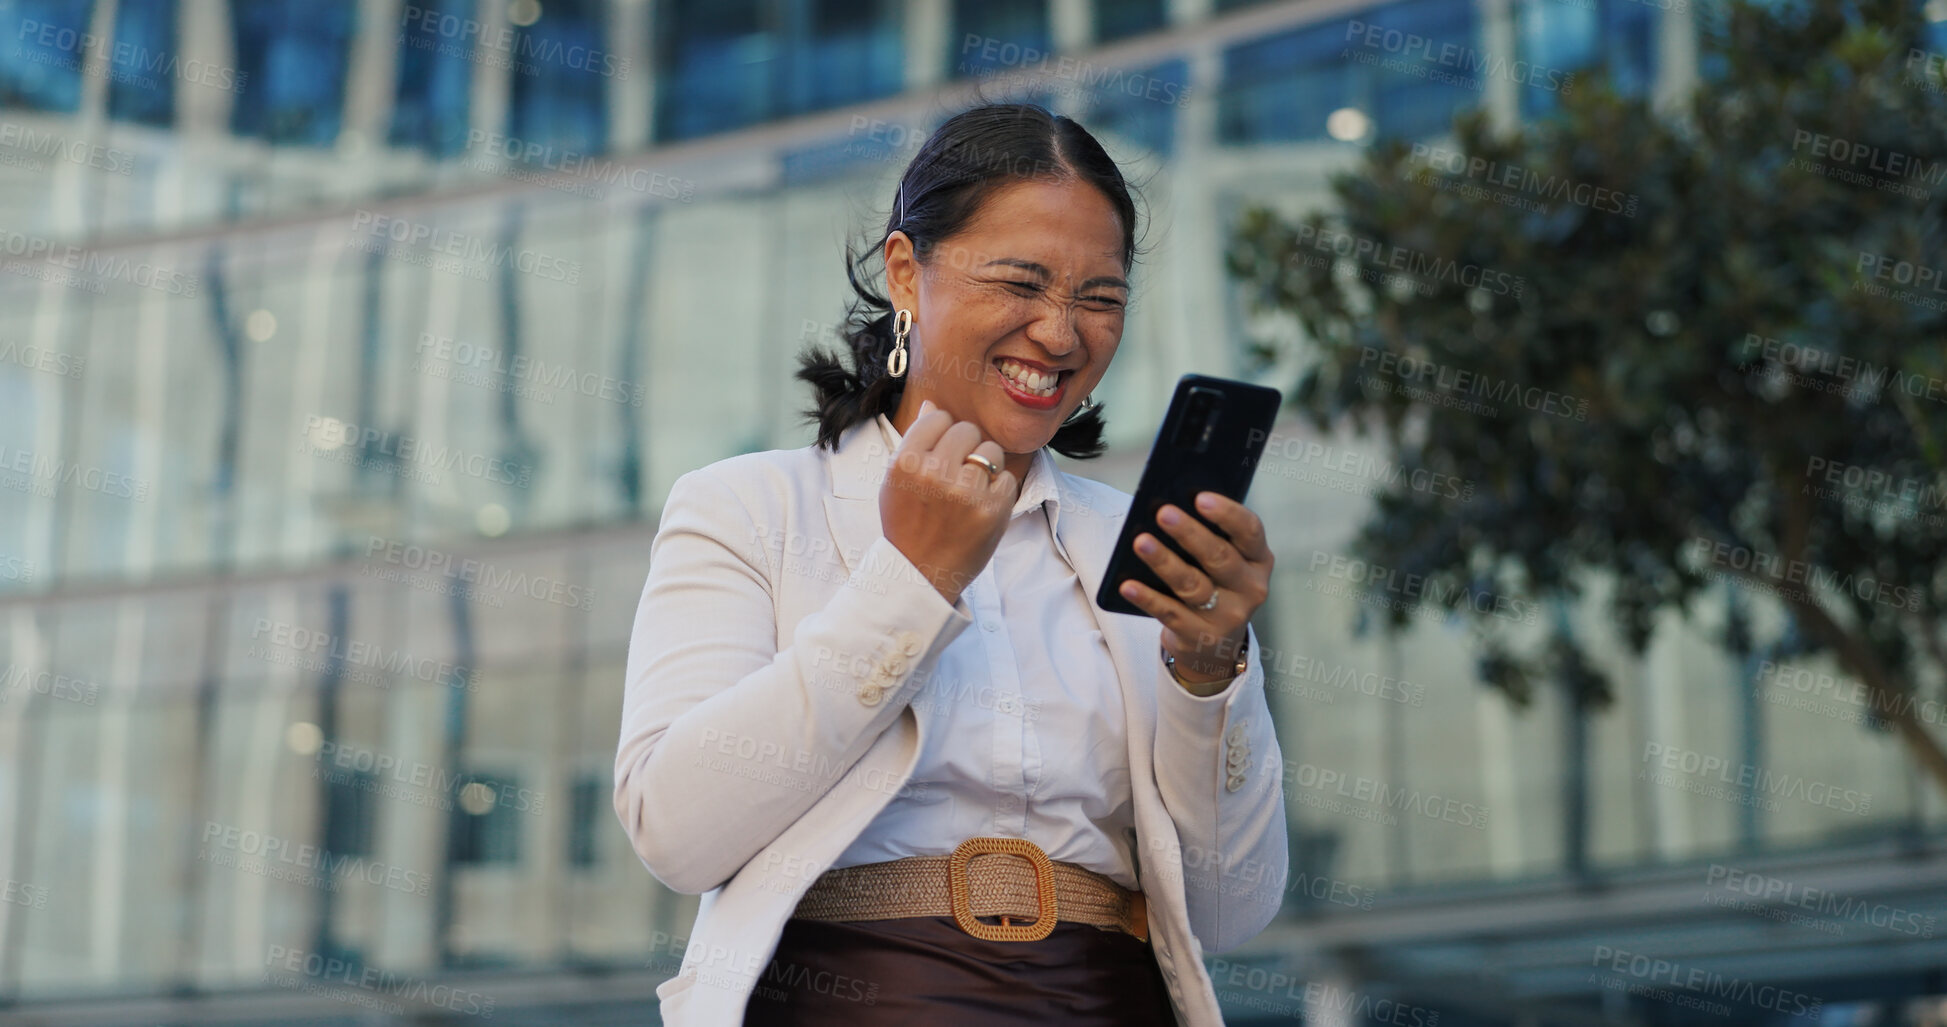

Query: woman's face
left=885, top=177, right=1128, bottom=459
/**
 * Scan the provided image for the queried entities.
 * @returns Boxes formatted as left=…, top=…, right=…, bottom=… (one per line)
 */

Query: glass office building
left=2, top=0, right=1944, bottom=1023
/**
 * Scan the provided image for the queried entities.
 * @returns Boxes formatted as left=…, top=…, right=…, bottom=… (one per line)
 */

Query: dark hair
left=795, top=103, right=1141, bottom=457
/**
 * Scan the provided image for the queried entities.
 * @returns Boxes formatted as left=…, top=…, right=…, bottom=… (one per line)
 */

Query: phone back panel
left=1094, top=374, right=1283, bottom=617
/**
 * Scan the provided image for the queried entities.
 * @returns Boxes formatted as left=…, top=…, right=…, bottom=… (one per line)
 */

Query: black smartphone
left=1094, top=374, right=1283, bottom=617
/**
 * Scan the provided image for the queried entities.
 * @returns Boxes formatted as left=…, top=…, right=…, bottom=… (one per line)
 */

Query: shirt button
left=982, top=620, right=999, bottom=632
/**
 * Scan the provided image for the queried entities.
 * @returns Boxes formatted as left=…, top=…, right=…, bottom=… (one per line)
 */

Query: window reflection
left=106, top=0, right=175, bottom=126
left=0, top=0, right=94, bottom=112
left=391, top=0, right=475, bottom=156
left=228, top=0, right=355, bottom=145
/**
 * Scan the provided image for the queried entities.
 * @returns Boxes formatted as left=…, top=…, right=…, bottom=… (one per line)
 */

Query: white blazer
left=615, top=415, right=1289, bottom=1025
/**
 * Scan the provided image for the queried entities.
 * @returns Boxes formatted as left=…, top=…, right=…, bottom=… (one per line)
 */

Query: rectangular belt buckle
left=949, top=837, right=1058, bottom=942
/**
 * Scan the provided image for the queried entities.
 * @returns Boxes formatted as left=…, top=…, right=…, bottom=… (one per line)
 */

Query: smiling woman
left=796, top=102, right=1142, bottom=473
left=616, top=102, right=1287, bottom=1027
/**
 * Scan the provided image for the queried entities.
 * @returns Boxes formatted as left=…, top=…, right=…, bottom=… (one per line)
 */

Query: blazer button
left=1225, top=723, right=1248, bottom=748
left=1225, top=773, right=1245, bottom=793
left=882, top=653, right=910, bottom=679
left=1226, top=748, right=1249, bottom=771
left=898, top=631, right=923, bottom=657
left=858, top=683, right=886, bottom=706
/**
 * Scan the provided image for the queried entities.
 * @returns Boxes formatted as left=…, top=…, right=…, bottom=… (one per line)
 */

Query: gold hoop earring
left=887, top=308, right=912, bottom=378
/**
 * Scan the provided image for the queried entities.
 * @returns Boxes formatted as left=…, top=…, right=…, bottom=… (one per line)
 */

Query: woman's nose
left=1024, top=304, right=1082, bottom=355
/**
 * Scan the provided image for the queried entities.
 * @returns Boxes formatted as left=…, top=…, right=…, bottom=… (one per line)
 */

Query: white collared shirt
left=829, top=413, right=1137, bottom=888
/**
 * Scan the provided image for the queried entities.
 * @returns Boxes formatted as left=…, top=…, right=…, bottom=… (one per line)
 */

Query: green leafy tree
left=1227, top=0, right=1947, bottom=793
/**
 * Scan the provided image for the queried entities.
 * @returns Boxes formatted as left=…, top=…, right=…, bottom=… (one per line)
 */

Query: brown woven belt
left=791, top=837, right=1148, bottom=943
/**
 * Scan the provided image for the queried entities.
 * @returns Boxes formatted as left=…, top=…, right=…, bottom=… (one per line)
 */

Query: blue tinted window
left=951, top=0, right=1049, bottom=77
left=1218, top=20, right=1348, bottom=143
left=228, top=0, right=356, bottom=146
left=657, top=0, right=772, bottom=141
left=785, top=0, right=900, bottom=115
left=1519, top=0, right=1658, bottom=117
left=506, top=0, right=610, bottom=155
left=1367, top=0, right=1479, bottom=140
left=1095, top=0, right=1166, bottom=44
left=390, top=0, right=474, bottom=157
left=1086, top=58, right=1187, bottom=157
left=106, top=0, right=174, bottom=126
left=657, top=0, right=900, bottom=143
left=0, top=0, right=95, bottom=113
left=1223, top=0, right=1481, bottom=145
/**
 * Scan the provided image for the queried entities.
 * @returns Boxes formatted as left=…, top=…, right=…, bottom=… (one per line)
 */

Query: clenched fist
left=880, top=400, right=1017, bottom=606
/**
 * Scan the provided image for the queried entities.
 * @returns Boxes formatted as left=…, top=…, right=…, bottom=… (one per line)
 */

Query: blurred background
left=2, top=0, right=1946, bottom=1023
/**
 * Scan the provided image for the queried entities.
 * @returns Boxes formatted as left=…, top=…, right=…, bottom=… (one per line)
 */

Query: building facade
left=1, top=0, right=1944, bottom=1024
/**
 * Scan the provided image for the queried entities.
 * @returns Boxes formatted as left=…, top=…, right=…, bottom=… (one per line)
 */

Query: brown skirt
left=740, top=915, right=1177, bottom=1026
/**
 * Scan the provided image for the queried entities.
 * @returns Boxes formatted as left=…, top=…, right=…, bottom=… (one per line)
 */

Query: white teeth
left=999, top=359, right=1060, bottom=396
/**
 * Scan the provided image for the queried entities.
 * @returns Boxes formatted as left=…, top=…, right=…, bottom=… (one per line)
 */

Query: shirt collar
left=874, top=412, right=1063, bottom=525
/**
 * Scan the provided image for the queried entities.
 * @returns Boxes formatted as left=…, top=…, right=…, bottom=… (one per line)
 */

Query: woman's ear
left=883, top=230, right=919, bottom=313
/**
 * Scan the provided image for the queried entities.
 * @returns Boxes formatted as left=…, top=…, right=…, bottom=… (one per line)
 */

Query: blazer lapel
left=821, top=418, right=896, bottom=578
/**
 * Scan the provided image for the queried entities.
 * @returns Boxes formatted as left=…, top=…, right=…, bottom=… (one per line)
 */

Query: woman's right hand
left=880, top=399, right=1017, bottom=606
